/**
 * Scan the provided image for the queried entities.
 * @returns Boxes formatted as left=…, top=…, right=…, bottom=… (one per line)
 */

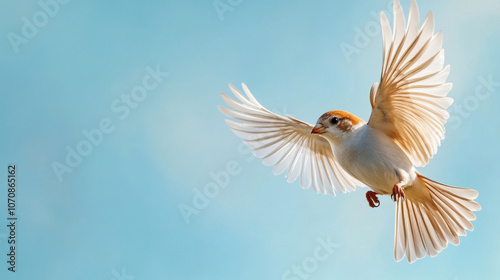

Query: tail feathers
left=394, top=174, right=481, bottom=263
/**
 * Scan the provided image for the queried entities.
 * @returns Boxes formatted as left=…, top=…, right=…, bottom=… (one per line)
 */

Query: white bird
left=218, top=0, right=480, bottom=263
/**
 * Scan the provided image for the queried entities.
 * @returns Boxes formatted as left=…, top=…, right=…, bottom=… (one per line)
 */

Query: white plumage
left=219, top=84, right=363, bottom=196
left=218, top=0, right=480, bottom=263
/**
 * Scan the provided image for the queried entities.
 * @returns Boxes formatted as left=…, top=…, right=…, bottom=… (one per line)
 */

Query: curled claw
left=391, top=184, right=405, bottom=201
left=366, top=191, right=380, bottom=208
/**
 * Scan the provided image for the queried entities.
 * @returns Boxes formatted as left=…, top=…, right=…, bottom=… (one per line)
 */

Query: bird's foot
left=391, top=183, right=405, bottom=201
left=366, top=191, right=380, bottom=208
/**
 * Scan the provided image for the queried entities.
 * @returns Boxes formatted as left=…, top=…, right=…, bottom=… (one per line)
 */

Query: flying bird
left=218, top=0, right=480, bottom=263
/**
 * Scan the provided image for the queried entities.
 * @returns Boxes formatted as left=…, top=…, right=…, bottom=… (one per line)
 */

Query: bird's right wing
left=218, top=84, right=364, bottom=196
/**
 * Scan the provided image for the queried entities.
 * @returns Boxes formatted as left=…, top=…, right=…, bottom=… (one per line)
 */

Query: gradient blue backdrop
left=0, top=0, right=499, bottom=279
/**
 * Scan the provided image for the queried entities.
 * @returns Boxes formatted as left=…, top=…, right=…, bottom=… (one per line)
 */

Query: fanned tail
left=394, top=173, right=481, bottom=263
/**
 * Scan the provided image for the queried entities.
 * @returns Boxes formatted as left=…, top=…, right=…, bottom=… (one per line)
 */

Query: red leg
left=365, top=191, right=380, bottom=208
left=391, top=184, right=405, bottom=201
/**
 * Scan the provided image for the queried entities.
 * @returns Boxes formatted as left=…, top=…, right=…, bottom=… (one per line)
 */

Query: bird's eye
left=331, top=117, right=339, bottom=125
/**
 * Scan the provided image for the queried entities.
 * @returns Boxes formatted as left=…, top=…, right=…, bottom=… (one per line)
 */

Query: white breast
left=327, top=124, right=416, bottom=194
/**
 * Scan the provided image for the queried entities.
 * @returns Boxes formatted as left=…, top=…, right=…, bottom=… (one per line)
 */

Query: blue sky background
left=0, top=0, right=499, bottom=279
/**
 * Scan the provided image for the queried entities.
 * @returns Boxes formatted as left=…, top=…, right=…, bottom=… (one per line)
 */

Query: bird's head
left=311, top=110, right=365, bottom=142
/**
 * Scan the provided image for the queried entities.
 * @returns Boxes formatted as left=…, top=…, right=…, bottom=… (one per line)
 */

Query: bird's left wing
left=219, top=84, right=364, bottom=196
left=368, top=0, right=453, bottom=167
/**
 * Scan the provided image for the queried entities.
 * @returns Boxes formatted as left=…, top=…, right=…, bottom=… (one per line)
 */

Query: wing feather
left=219, top=84, right=364, bottom=195
left=369, top=0, right=452, bottom=167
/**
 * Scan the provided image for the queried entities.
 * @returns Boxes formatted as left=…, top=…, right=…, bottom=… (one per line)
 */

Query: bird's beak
left=311, top=124, right=326, bottom=134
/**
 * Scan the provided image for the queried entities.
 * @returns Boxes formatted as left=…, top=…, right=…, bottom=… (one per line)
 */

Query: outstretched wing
left=219, top=84, right=364, bottom=196
left=368, top=0, right=453, bottom=167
